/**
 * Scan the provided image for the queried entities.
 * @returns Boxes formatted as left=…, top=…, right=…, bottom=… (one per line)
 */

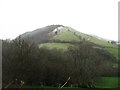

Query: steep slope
left=18, top=25, right=117, bottom=47
left=66, top=27, right=116, bottom=47
left=40, top=26, right=116, bottom=48
left=37, top=25, right=118, bottom=61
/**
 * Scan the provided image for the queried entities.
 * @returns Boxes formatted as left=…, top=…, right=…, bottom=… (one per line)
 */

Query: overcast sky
left=0, top=0, right=119, bottom=41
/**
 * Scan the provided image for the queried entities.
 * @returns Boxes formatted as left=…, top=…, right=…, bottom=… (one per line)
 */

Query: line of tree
left=2, top=37, right=117, bottom=88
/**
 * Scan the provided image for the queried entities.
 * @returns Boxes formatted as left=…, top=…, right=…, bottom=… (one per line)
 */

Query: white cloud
left=0, top=0, right=118, bottom=40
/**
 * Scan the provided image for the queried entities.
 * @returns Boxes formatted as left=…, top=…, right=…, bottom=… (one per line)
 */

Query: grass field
left=39, top=43, right=75, bottom=50
left=53, top=31, right=80, bottom=42
left=94, top=77, right=120, bottom=88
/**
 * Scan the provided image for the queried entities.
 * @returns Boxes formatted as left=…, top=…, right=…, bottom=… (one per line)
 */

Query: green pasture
left=53, top=31, right=80, bottom=42
left=39, top=43, right=75, bottom=50
left=94, top=77, right=120, bottom=88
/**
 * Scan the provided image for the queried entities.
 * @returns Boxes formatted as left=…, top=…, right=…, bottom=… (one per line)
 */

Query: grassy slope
left=39, top=43, right=75, bottom=50
left=68, top=27, right=116, bottom=47
left=65, top=27, right=119, bottom=60
left=38, top=26, right=117, bottom=48
left=53, top=31, right=80, bottom=41
left=39, top=26, right=118, bottom=60
left=39, top=28, right=80, bottom=50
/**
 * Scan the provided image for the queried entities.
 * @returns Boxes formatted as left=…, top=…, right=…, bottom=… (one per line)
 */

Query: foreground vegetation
left=2, top=87, right=118, bottom=90
left=2, top=37, right=119, bottom=89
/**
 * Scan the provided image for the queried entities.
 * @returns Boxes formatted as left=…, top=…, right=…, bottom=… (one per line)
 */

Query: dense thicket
left=2, top=38, right=117, bottom=88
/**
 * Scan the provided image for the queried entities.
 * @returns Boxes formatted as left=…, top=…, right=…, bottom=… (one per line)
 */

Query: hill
left=18, top=25, right=63, bottom=43
left=3, top=25, right=119, bottom=88
left=18, top=25, right=118, bottom=61
left=18, top=25, right=117, bottom=46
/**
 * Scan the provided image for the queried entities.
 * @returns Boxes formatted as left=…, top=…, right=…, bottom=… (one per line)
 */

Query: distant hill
left=17, top=25, right=118, bottom=61
left=18, top=25, right=117, bottom=46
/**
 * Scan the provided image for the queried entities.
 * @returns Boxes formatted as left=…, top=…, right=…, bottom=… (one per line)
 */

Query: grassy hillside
left=39, top=43, right=76, bottom=50
left=67, top=27, right=116, bottom=47
left=53, top=31, right=80, bottom=42
left=39, top=26, right=118, bottom=62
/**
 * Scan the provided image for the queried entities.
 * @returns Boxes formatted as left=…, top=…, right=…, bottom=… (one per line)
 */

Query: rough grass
left=78, top=33, right=115, bottom=47
left=53, top=31, right=80, bottom=42
left=94, top=77, right=120, bottom=88
left=20, top=87, right=99, bottom=90
left=89, top=38, right=114, bottom=47
left=21, top=77, right=120, bottom=89
left=39, top=43, right=75, bottom=50
left=22, top=85, right=119, bottom=90
left=52, top=27, right=116, bottom=48
left=67, top=27, right=116, bottom=47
